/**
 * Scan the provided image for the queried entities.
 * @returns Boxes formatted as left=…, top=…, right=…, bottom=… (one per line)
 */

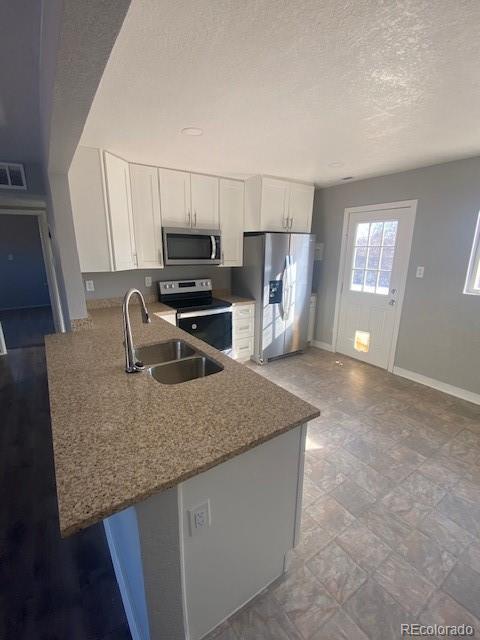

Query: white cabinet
left=288, top=182, right=314, bottom=233
left=129, top=164, right=163, bottom=268
left=103, top=152, right=137, bottom=271
left=159, top=168, right=191, bottom=228
left=261, top=178, right=290, bottom=231
left=232, top=303, right=255, bottom=361
left=191, top=173, right=219, bottom=229
left=69, top=147, right=113, bottom=272
left=219, top=179, right=244, bottom=267
left=159, top=169, right=219, bottom=229
left=245, top=176, right=314, bottom=233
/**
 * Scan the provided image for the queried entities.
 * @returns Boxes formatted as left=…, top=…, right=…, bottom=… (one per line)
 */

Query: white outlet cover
left=416, top=266, right=425, bottom=278
left=85, top=280, right=95, bottom=292
left=145, top=276, right=152, bottom=287
left=188, top=500, right=211, bottom=536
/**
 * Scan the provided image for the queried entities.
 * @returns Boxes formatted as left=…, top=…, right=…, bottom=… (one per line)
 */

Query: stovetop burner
left=158, top=278, right=232, bottom=314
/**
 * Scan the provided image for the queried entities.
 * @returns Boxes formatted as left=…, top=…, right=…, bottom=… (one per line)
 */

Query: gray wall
left=312, top=156, right=480, bottom=395
left=0, top=214, right=50, bottom=309
left=83, top=266, right=232, bottom=300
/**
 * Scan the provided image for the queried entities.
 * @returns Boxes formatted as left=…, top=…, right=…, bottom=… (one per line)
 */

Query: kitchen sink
left=149, top=356, right=223, bottom=385
left=134, top=340, right=195, bottom=366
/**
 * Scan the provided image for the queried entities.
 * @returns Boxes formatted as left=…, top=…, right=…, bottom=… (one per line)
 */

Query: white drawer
left=234, top=304, right=254, bottom=319
left=234, top=336, right=254, bottom=361
left=234, top=317, right=254, bottom=338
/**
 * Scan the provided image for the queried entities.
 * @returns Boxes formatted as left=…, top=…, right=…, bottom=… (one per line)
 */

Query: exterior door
left=336, top=203, right=416, bottom=369
left=284, top=234, right=315, bottom=353
left=262, top=233, right=290, bottom=360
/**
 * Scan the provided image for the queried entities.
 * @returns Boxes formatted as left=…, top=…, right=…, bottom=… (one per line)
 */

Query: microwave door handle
left=210, top=235, right=216, bottom=260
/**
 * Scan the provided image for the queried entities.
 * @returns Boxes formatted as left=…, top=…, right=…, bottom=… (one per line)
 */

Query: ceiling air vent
left=0, top=162, right=27, bottom=190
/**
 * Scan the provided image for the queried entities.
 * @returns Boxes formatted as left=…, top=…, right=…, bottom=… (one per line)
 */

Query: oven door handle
left=210, top=235, right=216, bottom=260
left=177, top=307, right=232, bottom=319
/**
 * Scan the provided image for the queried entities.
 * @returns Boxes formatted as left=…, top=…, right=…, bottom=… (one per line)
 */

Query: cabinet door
left=69, top=146, right=113, bottom=272
left=129, top=164, right=163, bottom=268
left=159, top=168, right=191, bottom=228
left=219, top=179, right=244, bottom=267
left=260, top=178, right=289, bottom=231
left=103, top=152, right=136, bottom=271
left=190, top=173, right=219, bottom=229
left=288, top=182, right=314, bottom=232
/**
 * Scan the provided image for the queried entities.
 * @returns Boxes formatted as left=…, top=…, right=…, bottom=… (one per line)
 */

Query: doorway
left=333, top=200, right=417, bottom=370
left=0, top=211, right=61, bottom=349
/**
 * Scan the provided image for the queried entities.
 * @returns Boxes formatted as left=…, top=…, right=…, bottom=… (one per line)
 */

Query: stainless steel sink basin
left=149, top=356, right=223, bottom=385
left=134, top=340, right=195, bottom=366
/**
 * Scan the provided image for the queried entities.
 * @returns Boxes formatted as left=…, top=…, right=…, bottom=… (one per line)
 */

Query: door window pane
left=369, top=222, right=383, bottom=246
left=354, top=247, right=367, bottom=269
left=349, top=219, right=398, bottom=295
left=367, top=246, right=381, bottom=270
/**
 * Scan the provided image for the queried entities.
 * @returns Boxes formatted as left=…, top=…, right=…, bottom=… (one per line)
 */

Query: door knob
left=389, top=299, right=396, bottom=306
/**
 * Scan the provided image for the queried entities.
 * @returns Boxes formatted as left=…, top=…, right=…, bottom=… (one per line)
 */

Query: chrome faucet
left=123, top=289, right=151, bottom=373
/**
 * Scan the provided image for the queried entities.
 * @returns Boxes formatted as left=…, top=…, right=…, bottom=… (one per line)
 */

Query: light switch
left=415, top=266, right=425, bottom=279
left=145, top=276, right=152, bottom=287
left=315, top=243, right=324, bottom=261
left=85, top=280, right=95, bottom=292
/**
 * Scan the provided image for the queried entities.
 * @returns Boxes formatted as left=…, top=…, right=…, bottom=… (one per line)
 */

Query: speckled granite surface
left=45, top=304, right=319, bottom=537
left=213, top=290, right=255, bottom=306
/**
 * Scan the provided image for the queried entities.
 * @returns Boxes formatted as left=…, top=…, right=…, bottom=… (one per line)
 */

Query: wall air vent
left=0, top=162, right=27, bottom=190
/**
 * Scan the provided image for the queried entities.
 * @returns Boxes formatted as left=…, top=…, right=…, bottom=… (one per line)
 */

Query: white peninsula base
left=104, top=424, right=307, bottom=640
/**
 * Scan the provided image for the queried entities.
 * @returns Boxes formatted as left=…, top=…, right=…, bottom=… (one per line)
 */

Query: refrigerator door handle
left=280, top=256, right=288, bottom=320
left=285, top=255, right=293, bottom=318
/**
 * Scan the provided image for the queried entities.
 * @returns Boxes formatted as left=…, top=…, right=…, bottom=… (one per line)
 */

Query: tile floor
left=207, top=347, right=480, bottom=640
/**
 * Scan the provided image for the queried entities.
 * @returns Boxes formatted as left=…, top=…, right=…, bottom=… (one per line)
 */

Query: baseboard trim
left=311, top=340, right=335, bottom=352
left=104, top=520, right=145, bottom=640
left=393, top=366, right=480, bottom=406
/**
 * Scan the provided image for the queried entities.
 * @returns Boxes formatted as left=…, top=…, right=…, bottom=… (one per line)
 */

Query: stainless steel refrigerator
left=232, top=232, right=315, bottom=364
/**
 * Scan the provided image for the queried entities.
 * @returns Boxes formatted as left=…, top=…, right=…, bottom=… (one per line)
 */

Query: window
left=350, top=220, right=398, bottom=295
left=464, top=212, right=480, bottom=295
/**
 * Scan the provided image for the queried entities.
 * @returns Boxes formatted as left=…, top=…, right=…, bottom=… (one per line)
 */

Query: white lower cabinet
left=232, top=303, right=255, bottom=361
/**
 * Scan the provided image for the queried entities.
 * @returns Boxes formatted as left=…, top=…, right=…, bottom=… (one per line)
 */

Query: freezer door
left=260, top=233, right=290, bottom=361
left=284, top=234, right=315, bottom=354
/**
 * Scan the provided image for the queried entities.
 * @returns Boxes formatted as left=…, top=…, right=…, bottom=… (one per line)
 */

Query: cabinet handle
left=194, top=211, right=197, bottom=227
left=221, top=250, right=224, bottom=265
left=187, top=210, right=191, bottom=226
left=133, top=252, right=138, bottom=266
left=289, top=217, right=294, bottom=229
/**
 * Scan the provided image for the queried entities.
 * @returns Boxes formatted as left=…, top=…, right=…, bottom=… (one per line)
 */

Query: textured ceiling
left=80, top=0, right=480, bottom=185
left=0, top=0, right=42, bottom=163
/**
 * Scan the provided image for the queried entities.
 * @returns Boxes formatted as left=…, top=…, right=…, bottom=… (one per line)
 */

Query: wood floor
left=0, top=307, right=55, bottom=350
left=0, top=347, right=131, bottom=640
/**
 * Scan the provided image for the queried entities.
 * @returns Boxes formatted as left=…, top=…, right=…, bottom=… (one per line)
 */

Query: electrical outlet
left=145, top=276, right=152, bottom=287
left=315, top=243, right=324, bottom=261
left=416, top=266, right=425, bottom=279
left=85, top=280, right=95, bottom=292
left=188, top=501, right=211, bottom=536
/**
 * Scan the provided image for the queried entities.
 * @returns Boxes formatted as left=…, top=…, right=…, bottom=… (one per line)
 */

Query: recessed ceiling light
left=328, top=161, right=344, bottom=168
left=341, top=176, right=354, bottom=181
left=181, top=127, right=203, bottom=136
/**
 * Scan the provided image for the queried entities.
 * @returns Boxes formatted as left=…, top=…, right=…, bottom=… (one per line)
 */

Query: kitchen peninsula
left=45, top=304, right=319, bottom=640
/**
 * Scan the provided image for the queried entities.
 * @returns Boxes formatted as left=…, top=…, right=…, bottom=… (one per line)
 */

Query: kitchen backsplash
left=82, top=266, right=232, bottom=300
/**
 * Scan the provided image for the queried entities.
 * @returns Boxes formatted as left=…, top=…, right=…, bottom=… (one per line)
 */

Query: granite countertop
left=213, top=291, right=256, bottom=306
left=45, top=304, right=319, bottom=537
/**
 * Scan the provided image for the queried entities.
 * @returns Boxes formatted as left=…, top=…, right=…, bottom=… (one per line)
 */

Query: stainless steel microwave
left=163, top=227, right=222, bottom=266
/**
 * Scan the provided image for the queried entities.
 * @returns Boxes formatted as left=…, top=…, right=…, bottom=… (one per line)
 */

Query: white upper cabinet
left=245, top=176, right=314, bottom=233
left=260, top=178, right=290, bottom=231
left=159, top=168, right=192, bottom=228
left=69, top=147, right=113, bottom=272
left=159, top=169, right=219, bottom=229
left=129, top=164, right=163, bottom=268
left=288, top=182, right=314, bottom=232
left=219, top=179, right=244, bottom=267
left=103, top=152, right=137, bottom=271
left=190, top=173, right=219, bottom=229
